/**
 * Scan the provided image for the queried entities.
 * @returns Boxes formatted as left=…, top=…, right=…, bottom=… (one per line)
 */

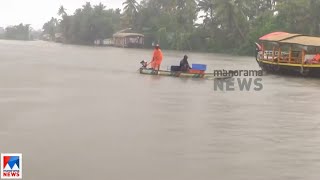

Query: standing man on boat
left=150, top=44, right=163, bottom=70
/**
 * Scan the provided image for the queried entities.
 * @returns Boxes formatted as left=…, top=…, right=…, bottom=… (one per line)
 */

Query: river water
left=1, top=40, right=320, bottom=180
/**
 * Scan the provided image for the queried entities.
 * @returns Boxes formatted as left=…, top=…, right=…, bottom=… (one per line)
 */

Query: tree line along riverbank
left=2, top=0, right=320, bottom=56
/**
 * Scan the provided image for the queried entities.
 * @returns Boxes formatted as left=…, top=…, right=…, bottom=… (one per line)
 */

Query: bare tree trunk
left=232, top=15, right=246, bottom=41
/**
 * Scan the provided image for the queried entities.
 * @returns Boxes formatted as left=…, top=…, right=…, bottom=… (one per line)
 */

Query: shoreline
left=0, top=38, right=255, bottom=58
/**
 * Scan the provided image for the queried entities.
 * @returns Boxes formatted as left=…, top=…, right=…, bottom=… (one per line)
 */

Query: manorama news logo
left=1, top=153, right=22, bottom=179
left=213, top=69, right=264, bottom=92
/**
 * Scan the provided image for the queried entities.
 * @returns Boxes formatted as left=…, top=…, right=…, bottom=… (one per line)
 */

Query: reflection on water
left=0, top=40, right=320, bottom=180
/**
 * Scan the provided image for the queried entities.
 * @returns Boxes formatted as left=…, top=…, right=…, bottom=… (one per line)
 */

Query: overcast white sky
left=0, top=0, right=131, bottom=30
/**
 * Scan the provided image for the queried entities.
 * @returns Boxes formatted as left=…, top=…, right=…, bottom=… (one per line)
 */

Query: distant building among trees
left=113, top=32, right=144, bottom=48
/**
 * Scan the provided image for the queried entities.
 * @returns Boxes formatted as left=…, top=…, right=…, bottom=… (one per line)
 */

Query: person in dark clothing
left=180, top=55, right=191, bottom=72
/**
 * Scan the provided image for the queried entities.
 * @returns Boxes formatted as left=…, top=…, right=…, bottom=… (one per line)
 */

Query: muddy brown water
left=1, top=40, right=320, bottom=180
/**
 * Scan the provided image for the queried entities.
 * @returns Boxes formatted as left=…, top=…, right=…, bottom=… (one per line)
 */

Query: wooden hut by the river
left=113, top=33, right=144, bottom=48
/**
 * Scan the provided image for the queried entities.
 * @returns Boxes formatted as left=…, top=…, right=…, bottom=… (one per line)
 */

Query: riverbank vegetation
left=41, top=0, right=320, bottom=55
left=42, top=4, right=121, bottom=44
left=0, top=23, right=42, bottom=41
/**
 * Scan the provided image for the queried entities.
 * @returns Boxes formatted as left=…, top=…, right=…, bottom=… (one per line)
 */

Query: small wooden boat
left=255, top=32, right=320, bottom=77
left=139, top=68, right=232, bottom=79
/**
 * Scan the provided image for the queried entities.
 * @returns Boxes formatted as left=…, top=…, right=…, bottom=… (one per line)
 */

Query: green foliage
left=43, top=17, right=58, bottom=38
left=40, top=0, right=320, bottom=55
left=42, top=2, right=121, bottom=45
left=4, top=23, right=31, bottom=40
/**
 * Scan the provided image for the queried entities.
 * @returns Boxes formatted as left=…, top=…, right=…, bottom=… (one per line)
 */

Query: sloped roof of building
left=113, top=33, right=144, bottom=38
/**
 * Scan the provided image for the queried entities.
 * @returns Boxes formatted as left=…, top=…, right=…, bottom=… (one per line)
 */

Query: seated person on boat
left=180, top=55, right=191, bottom=72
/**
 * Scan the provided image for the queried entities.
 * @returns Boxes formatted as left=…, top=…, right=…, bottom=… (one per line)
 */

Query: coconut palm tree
left=58, top=5, right=67, bottom=17
left=94, top=3, right=106, bottom=15
left=122, top=0, right=140, bottom=28
left=123, top=0, right=139, bottom=15
left=213, top=0, right=247, bottom=41
left=176, top=0, right=198, bottom=29
left=82, top=2, right=93, bottom=14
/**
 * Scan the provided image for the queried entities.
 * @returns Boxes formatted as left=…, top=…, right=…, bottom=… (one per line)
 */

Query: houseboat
left=255, top=32, right=320, bottom=77
left=113, top=33, right=144, bottom=48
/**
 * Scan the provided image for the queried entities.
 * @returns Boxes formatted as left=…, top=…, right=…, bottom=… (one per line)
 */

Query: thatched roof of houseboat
left=280, top=35, right=320, bottom=47
left=259, top=32, right=301, bottom=42
left=259, top=32, right=320, bottom=47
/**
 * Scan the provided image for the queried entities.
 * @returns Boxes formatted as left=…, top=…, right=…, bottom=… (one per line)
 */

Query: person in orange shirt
left=150, top=44, right=163, bottom=70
